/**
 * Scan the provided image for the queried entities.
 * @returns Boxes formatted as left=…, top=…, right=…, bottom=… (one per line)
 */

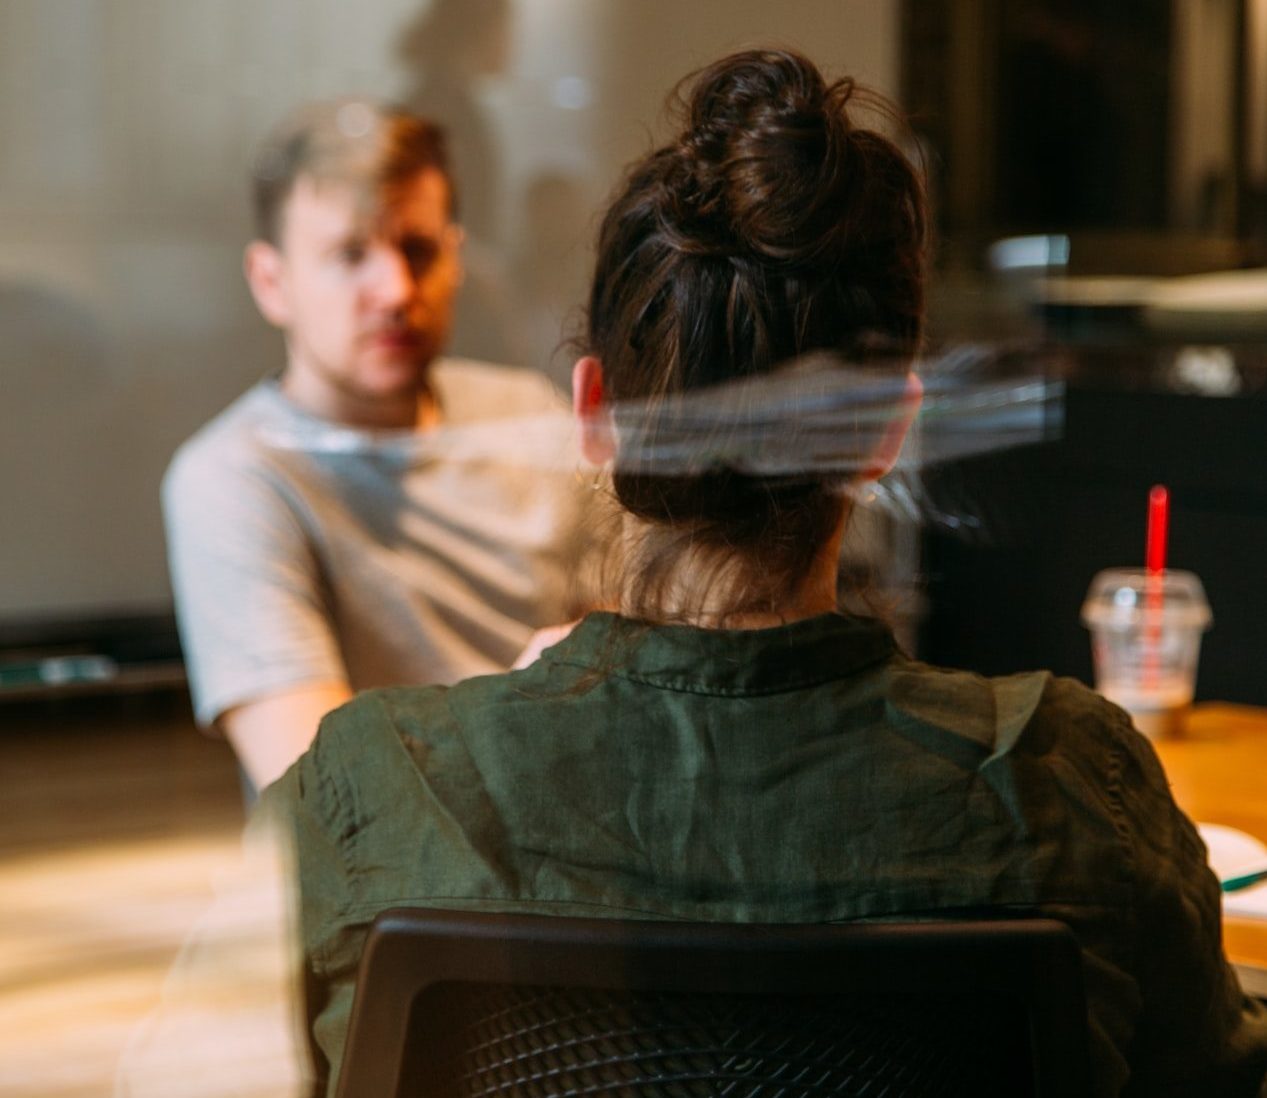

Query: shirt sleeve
left=1111, top=715, right=1267, bottom=1096
left=162, top=442, right=347, bottom=727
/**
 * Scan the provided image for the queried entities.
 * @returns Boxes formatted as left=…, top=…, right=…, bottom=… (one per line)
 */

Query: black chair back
left=334, top=909, right=1091, bottom=1098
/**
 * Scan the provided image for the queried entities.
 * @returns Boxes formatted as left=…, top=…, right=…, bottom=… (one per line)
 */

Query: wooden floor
left=0, top=691, right=304, bottom=1098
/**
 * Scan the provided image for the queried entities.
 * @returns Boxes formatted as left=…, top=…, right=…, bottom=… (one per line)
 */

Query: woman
left=264, top=49, right=1267, bottom=1097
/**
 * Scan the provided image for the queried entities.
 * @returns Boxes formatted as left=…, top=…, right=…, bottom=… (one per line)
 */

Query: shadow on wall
left=394, top=0, right=598, bottom=386
left=397, top=0, right=519, bottom=367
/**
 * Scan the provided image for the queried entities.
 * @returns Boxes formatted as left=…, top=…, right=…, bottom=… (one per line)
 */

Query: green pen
left=1222, top=868, right=1267, bottom=893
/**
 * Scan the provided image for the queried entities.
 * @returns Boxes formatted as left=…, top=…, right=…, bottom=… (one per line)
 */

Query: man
left=163, top=100, right=595, bottom=792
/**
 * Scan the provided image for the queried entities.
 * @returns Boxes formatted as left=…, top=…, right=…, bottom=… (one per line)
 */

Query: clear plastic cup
left=1080, top=568, right=1212, bottom=739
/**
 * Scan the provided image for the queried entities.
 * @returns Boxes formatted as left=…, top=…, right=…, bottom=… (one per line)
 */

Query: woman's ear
left=572, top=356, right=616, bottom=464
left=863, top=370, right=923, bottom=480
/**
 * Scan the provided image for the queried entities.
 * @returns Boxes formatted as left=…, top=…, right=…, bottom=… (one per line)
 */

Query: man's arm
left=511, top=621, right=581, bottom=669
left=163, top=436, right=351, bottom=786
left=222, top=682, right=353, bottom=793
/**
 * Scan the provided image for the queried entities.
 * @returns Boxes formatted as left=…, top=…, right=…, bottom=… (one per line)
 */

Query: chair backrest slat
left=333, top=909, right=1091, bottom=1098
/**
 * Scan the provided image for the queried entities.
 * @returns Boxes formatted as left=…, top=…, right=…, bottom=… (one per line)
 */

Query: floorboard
left=0, top=692, right=304, bottom=1098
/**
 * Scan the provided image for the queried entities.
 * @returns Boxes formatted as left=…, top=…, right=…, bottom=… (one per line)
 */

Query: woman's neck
left=616, top=514, right=845, bottom=629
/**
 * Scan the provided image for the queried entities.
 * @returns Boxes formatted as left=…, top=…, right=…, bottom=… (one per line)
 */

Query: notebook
left=1198, top=823, right=1267, bottom=920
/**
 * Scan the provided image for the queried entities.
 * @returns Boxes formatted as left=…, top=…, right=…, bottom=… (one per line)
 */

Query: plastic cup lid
left=1080, top=568, right=1212, bottom=631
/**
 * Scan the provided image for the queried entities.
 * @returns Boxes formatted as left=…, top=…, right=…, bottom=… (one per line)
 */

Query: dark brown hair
left=251, top=100, right=453, bottom=245
left=584, top=49, right=928, bottom=621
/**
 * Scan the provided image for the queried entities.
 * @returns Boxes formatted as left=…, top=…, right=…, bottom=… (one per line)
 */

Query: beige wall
left=1, top=0, right=423, bottom=619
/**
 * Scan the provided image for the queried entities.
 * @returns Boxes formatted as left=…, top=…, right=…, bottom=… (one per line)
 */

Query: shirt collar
left=544, top=611, right=895, bottom=696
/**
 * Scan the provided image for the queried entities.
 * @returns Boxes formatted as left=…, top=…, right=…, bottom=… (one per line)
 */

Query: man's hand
left=512, top=621, right=581, bottom=670
left=220, top=682, right=353, bottom=793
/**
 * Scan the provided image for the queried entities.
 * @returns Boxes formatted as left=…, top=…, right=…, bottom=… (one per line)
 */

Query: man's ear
left=863, top=370, right=923, bottom=480
left=572, top=356, right=615, bottom=464
left=243, top=241, right=292, bottom=329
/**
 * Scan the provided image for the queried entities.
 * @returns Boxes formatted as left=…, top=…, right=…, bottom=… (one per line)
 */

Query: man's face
left=249, top=167, right=462, bottom=422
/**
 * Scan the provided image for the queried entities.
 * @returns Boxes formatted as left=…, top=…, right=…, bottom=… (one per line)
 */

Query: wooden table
left=1152, top=704, right=1267, bottom=976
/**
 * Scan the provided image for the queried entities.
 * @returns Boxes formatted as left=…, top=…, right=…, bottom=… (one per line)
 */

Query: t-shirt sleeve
left=162, top=441, right=347, bottom=727
left=1110, top=712, right=1267, bottom=1096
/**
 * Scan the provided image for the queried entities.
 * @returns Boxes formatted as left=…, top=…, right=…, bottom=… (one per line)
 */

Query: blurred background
left=1, top=1, right=1265, bottom=1094
left=0, top=0, right=897, bottom=637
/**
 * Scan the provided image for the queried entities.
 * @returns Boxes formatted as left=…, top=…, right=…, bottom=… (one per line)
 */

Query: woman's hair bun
left=669, top=48, right=862, bottom=263
left=582, top=47, right=927, bottom=620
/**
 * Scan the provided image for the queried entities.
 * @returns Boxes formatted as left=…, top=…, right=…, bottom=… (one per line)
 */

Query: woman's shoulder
left=273, top=681, right=496, bottom=837
left=885, top=655, right=1136, bottom=761
left=307, top=671, right=550, bottom=772
left=315, top=683, right=458, bottom=753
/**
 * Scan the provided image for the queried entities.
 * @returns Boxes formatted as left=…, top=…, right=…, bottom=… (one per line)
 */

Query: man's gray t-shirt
left=162, top=358, right=596, bottom=727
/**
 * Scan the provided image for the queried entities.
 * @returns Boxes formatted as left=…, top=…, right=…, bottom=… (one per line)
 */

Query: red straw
left=1146, top=485, right=1169, bottom=574
left=1143, top=485, right=1169, bottom=688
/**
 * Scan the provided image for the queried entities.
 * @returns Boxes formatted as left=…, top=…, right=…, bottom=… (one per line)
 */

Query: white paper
left=1198, top=823, right=1267, bottom=920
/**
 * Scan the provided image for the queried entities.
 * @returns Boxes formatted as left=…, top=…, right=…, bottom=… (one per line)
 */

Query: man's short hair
left=250, top=99, right=453, bottom=245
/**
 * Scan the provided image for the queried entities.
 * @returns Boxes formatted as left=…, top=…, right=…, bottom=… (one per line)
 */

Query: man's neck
left=279, top=369, right=440, bottom=432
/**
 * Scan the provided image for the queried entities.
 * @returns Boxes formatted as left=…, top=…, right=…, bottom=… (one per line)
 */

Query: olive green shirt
left=261, top=611, right=1267, bottom=1097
